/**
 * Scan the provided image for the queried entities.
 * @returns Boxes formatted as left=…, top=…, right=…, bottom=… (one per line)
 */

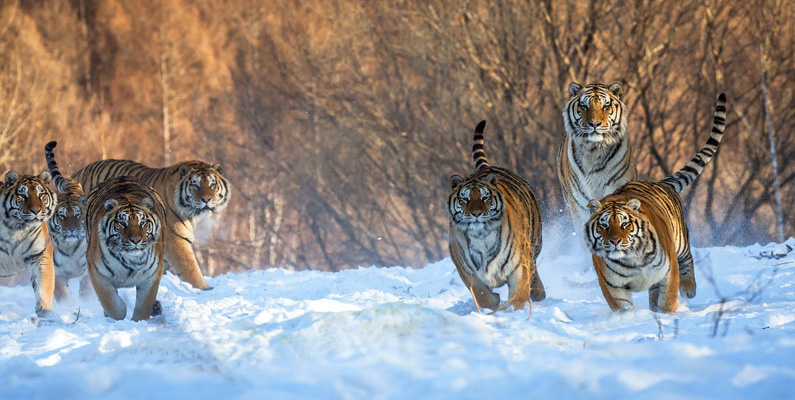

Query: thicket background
left=1, top=0, right=792, bottom=279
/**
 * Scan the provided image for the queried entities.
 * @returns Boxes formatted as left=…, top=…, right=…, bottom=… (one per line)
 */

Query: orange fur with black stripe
left=0, top=171, right=57, bottom=317
left=85, top=176, right=167, bottom=321
left=558, top=82, right=638, bottom=230
left=44, top=142, right=91, bottom=302
left=448, top=121, right=544, bottom=312
left=585, top=94, right=726, bottom=313
left=45, top=142, right=229, bottom=290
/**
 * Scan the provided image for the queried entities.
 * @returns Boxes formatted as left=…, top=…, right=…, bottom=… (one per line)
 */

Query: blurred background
left=0, top=0, right=792, bottom=278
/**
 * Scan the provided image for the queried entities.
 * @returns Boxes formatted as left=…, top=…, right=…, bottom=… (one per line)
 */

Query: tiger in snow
left=585, top=93, right=727, bottom=313
left=85, top=176, right=167, bottom=321
left=45, top=142, right=229, bottom=290
left=44, top=141, right=92, bottom=302
left=557, top=82, right=638, bottom=230
left=448, top=120, right=545, bottom=312
left=0, top=171, right=57, bottom=316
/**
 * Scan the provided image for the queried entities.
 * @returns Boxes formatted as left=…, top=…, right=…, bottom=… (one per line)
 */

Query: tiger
left=0, top=171, right=57, bottom=317
left=44, top=142, right=230, bottom=290
left=584, top=93, right=727, bottom=313
left=85, top=176, right=167, bottom=321
left=448, top=120, right=544, bottom=312
left=44, top=141, right=91, bottom=302
left=557, top=82, right=638, bottom=231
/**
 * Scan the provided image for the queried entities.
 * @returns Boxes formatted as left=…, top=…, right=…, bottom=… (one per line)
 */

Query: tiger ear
left=78, top=195, right=87, bottom=206
left=140, top=197, right=154, bottom=210
left=4, top=171, right=17, bottom=187
left=587, top=199, right=601, bottom=212
left=449, top=175, right=464, bottom=189
left=104, top=199, right=118, bottom=212
left=39, top=171, right=52, bottom=184
left=625, top=198, right=641, bottom=211
left=609, top=82, right=624, bottom=99
left=179, top=165, right=190, bottom=178
left=212, top=163, right=224, bottom=174
left=568, top=82, right=582, bottom=98
left=485, top=174, right=498, bottom=186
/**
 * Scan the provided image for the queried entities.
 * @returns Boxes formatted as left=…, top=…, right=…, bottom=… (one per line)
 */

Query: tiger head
left=448, top=174, right=504, bottom=229
left=564, top=82, right=627, bottom=145
left=1, top=171, right=57, bottom=228
left=585, top=198, right=647, bottom=260
left=100, top=198, right=162, bottom=255
left=174, top=161, right=230, bottom=218
left=48, top=196, right=87, bottom=244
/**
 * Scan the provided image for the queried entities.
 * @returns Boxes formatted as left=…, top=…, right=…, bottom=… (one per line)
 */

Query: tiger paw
left=151, top=300, right=163, bottom=317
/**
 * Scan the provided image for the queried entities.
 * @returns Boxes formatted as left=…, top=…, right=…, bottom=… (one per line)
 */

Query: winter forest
left=0, top=0, right=792, bottom=278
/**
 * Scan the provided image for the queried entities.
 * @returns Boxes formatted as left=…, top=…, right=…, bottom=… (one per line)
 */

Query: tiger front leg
left=78, top=274, right=94, bottom=299
left=165, top=237, right=212, bottom=290
left=592, top=255, right=634, bottom=312
left=453, top=262, right=499, bottom=310
left=53, top=275, right=71, bottom=303
left=88, top=263, right=127, bottom=320
left=27, top=248, right=55, bottom=317
left=131, top=258, right=163, bottom=321
left=651, top=259, right=680, bottom=313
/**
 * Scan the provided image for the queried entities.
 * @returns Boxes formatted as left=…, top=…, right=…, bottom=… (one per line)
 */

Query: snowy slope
left=1, top=239, right=795, bottom=399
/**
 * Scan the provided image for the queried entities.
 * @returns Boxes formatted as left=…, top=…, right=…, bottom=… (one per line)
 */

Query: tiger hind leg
left=529, top=268, right=546, bottom=302
left=78, top=274, right=94, bottom=299
left=677, top=250, right=697, bottom=299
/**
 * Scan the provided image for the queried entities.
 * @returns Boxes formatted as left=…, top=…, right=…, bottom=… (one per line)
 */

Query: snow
left=1, top=239, right=795, bottom=399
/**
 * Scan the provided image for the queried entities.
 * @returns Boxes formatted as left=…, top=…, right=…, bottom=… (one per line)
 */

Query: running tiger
left=44, top=142, right=91, bottom=302
left=448, top=120, right=544, bottom=312
left=85, top=176, right=167, bottom=321
left=585, top=93, right=727, bottom=313
left=44, top=142, right=229, bottom=290
left=0, top=171, right=57, bottom=316
left=557, top=82, right=638, bottom=230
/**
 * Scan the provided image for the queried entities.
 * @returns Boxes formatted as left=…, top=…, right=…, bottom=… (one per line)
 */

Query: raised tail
left=659, top=93, right=727, bottom=193
left=44, top=141, right=84, bottom=197
left=472, top=120, right=490, bottom=171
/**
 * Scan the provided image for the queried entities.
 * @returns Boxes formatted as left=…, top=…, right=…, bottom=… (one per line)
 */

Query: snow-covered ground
left=1, top=238, right=795, bottom=399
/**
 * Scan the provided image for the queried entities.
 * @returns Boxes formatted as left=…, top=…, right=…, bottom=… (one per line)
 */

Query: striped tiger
left=44, top=142, right=91, bottom=302
left=44, top=142, right=229, bottom=290
left=557, top=82, right=638, bottom=230
left=585, top=93, right=727, bottom=313
left=448, top=120, right=544, bottom=312
left=0, top=171, right=57, bottom=316
left=85, top=176, right=167, bottom=321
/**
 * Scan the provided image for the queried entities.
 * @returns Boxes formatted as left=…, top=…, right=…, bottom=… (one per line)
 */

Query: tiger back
left=45, top=143, right=229, bottom=290
left=584, top=93, right=727, bottom=313
left=44, top=141, right=91, bottom=302
left=448, top=120, right=544, bottom=312
left=557, top=82, right=638, bottom=230
left=85, top=176, right=167, bottom=321
left=0, top=171, right=57, bottom=316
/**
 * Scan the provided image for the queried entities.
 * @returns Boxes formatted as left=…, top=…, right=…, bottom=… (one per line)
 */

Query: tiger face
left=448, top=174, right=503, bottom=229
left=585, top=199, right=644, bottom=260
left=49, top=198, right=86, bottom=243
left=564, top=82, right=627, bottom=145
left=101, top=198, right=161, bottom=255
left=176, top=162, right=229, bottom=217
left=2, top=171, right=56, bottom=227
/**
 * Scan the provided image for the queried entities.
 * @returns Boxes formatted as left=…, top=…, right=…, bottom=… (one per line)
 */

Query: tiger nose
left=609, top=237, right=621, bottom=246
left=470, top=210, right=482, bottom=217
left=589, top=120, right=602, bottom=128
left=129, top=236, right=143, bottom=245
left=200, top=195, right=212, bottom=203
left=30, top=206, right=42, bottom=214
